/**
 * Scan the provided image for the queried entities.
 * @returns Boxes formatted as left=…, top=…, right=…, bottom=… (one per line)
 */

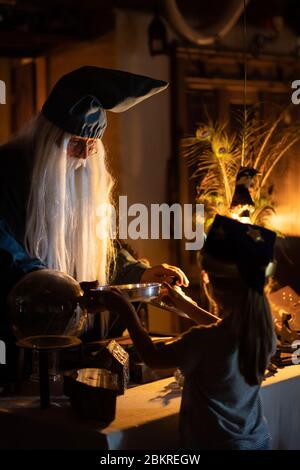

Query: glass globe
left=8, top=269, right=88, bottom=341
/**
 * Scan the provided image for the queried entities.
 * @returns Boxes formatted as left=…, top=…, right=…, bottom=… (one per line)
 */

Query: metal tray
left=96, top=283, right=161, bottom=303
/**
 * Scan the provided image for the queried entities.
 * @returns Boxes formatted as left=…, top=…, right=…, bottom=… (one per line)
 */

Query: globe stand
left=16, top=335, right=82, bottom=409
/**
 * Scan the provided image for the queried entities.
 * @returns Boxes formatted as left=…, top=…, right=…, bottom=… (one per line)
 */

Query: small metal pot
left=64, top=368, right=120, bottom=423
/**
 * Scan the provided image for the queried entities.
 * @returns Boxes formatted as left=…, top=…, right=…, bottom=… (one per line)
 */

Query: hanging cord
left=241, top=0, right=248, bottom=166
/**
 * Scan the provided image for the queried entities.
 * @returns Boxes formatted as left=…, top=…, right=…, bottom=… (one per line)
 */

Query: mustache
left=67, top=156, right=88, bottom=171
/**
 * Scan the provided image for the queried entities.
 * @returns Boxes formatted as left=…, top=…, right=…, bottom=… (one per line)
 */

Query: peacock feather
left=181, top=105, right=300, bottom=232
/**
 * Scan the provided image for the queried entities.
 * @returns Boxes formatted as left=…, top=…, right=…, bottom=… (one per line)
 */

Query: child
left=99, top=215, right=277, bottom=450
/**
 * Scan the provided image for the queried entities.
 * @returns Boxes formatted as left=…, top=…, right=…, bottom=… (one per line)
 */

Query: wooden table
left=1, top=365, right=300, bottom=449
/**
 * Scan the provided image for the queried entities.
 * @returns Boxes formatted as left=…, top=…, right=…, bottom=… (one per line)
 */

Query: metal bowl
left=96, top=283, right=161, bottom=303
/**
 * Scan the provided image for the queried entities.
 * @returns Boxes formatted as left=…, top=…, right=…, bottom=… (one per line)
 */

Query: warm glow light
left=268, top=211, right=300, bottom=236
left=230, top=212, right=251, bottom=224
left=239, top=216, right=252, bottom=224
left=229, top=204, right=253, bottom=224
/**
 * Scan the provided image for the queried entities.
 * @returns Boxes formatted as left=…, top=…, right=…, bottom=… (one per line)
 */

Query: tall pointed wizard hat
left=42, top=66, right=168, bottom=138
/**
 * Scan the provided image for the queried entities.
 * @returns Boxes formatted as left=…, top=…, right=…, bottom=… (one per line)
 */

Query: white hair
left=25, top=114, right=115, bottom=284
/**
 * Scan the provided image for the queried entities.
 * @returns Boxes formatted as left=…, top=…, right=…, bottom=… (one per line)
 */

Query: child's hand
left=83, top=287, right=136, bottom=316
left=160, top=282, right=198, bottom=310
left=141, top=263, right=189, bottom=287
left=160, top=283, right=218, bottom=326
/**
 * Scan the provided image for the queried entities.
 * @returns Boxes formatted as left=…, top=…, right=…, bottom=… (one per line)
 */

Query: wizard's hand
left=140, top=263, right=189, bottom=287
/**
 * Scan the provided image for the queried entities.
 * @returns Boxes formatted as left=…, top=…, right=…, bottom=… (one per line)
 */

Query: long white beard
left=25, top=129, right=114, bottom=284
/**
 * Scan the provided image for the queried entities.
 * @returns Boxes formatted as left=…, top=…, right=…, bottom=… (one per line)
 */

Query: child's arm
left=95, top=289, right=179, bottom=370
left=161, top=283, right=219, bottom=326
